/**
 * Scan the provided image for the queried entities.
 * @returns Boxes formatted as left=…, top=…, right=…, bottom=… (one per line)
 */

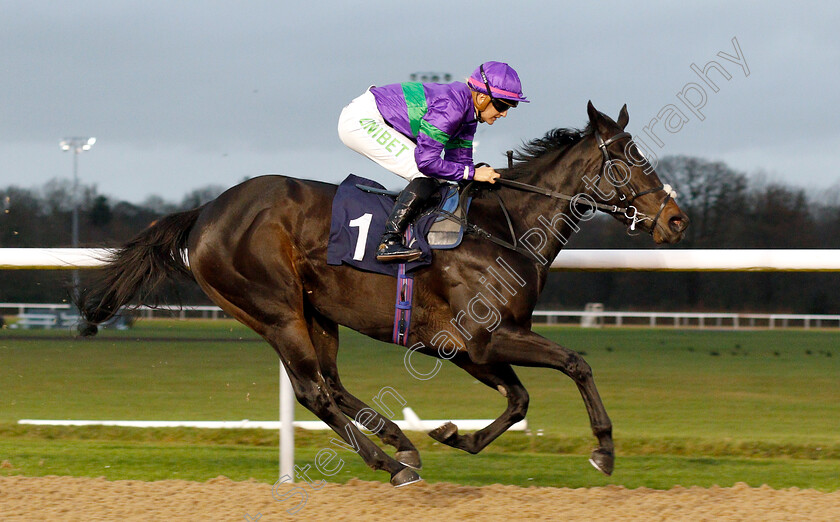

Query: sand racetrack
left=2, top=475, right=839, bottom=521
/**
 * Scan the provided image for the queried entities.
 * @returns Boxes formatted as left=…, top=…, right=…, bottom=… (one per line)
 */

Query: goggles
left=491, top=98, right=518, bottom=112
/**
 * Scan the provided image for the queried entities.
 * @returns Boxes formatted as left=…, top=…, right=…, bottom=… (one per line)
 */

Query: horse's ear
left=586, top=100, right=599, bottom=125
left=617, top=104, right=629, bottom=129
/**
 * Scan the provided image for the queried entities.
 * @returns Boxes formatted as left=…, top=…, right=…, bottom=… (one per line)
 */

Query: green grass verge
left=1, top=321, right=839, bottom=489
left=2, top=425, right=838, bottom=460
left=2, top=437, right=838, bottom=491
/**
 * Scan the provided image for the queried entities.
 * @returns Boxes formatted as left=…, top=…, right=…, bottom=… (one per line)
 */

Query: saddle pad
left=327, top=174, right=435, bottom=277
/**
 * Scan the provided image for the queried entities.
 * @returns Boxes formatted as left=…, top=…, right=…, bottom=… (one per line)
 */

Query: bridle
left=495, top=128, right=675, bottom=236
left=433, top=127, right=677, bottom=263
left=591, top=128, right=674, bottom=235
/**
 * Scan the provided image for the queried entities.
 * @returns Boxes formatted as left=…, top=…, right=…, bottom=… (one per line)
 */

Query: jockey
left=338, top=61, right=529, bottom=263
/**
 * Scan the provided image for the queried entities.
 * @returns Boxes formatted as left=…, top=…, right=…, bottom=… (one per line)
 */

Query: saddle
left=355, top=182, right=471, bottom=250
left=326, top=174, right=472, bottom=277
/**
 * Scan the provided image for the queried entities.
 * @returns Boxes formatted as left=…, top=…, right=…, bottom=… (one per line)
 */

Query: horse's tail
left=76, top=205, right=204, bottom=336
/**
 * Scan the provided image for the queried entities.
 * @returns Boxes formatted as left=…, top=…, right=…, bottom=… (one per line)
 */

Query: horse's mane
left=503, top=123, right=593, bottom=180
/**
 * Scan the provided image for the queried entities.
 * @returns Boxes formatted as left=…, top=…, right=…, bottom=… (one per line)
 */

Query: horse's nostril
left=669, top=215, right=688, bottom=233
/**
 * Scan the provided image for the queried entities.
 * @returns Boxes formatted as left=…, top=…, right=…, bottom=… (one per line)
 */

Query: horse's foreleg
left=473, top=328, right=614, bottom=475
left=428, top=355, right=529, bottom=455
left=307, top=307, right=421, bottom=469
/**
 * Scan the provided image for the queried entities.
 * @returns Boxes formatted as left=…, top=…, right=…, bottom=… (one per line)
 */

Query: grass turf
left=2, top=437, right=839, bottom=491
left=0, top=320, right=838, bottom=489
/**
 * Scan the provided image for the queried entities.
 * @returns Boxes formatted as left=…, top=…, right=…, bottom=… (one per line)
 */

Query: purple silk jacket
left=370, top=82, right=478, bottom=181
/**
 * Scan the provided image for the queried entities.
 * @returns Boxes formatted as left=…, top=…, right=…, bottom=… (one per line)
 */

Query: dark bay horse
left=78, top=102, right=688, bottom=487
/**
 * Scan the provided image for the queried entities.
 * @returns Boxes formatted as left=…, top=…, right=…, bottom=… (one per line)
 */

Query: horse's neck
left=505, top=138, right=601, bottom=275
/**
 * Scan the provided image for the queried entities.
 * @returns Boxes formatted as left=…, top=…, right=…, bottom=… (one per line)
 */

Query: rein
left=439, top=128, right=677, bottom=262
left=498, top=129, right=675, bottom=236
left=493, top=177, right=634, bottom=216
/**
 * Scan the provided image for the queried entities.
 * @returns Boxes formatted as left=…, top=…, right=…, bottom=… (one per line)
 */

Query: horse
left=77, top=101, right=689, bottom=487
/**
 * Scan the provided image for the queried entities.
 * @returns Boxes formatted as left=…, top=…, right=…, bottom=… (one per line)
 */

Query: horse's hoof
left=395, top=450, right=422, bottom=470
left=589, top=448, right=614, bottom=476
left=428, top=422, right=458, bottom=444
left=390, top=467, right=422, bottom=488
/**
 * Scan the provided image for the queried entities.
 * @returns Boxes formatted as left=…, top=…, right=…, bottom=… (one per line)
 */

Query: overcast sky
left=2, top=1, right=838, bottom=204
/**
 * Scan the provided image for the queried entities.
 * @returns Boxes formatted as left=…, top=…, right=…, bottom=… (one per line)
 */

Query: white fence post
left=280, top=363, right=295, bottom=482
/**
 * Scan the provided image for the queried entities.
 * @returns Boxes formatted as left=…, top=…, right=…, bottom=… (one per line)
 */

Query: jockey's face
left=481, top=105, right=507, bottom=125
left=475, top=94, right=509, bottom=125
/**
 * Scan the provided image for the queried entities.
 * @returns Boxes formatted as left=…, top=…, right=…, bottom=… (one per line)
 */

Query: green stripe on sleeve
left=401, top=82, right=428, bottom=137
left=419, top=120, right=451, bottom=145
left=445, top=138, right=473, bottom=150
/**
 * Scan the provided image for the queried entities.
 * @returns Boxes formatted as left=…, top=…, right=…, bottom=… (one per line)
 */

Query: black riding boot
left=376, top=177, right=440, bottom=263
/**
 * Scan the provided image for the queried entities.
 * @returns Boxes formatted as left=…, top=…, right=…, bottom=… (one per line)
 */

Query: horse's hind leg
left=191, top=272, right=419, bottom=486
left=264, top=319, right=420, bottom=486
left=306, top=307, right=422, bottom=469
left=188, top=203, right=419, bottom=486
left=428, top=354, right=529, bottom=455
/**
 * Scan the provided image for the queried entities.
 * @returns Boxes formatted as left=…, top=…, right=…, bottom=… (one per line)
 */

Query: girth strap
left=392, top=263, right=414, bottom=346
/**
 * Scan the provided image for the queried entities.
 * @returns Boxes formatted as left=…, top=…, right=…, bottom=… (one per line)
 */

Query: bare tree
left=658, top=156, right=749, bottom=246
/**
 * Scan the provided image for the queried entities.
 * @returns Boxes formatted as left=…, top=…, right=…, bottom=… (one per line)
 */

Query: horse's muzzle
left=652, top=204, right=690, bottom=244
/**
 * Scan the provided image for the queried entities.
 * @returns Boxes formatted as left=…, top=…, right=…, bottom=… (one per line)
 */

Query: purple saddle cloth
left=327, top=174, right=437, bottom=277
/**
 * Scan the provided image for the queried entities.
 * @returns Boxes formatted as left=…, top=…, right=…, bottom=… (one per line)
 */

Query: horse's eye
left=634, top=145, right=647, bottom=161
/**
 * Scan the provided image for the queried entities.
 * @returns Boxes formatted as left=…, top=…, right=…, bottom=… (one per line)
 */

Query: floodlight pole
left=71, top=148, right=79, bottom=249
left=60, top=137, right=96, bottom=298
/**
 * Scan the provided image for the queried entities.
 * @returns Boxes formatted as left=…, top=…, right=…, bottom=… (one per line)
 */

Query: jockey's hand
left=474, top=166, right=500, bottom=184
